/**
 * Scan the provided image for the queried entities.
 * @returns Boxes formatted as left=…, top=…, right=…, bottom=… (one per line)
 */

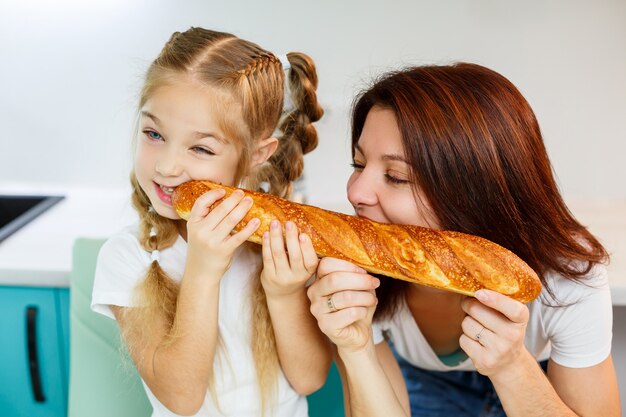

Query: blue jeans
left=391, top=345, right=548, bottom=417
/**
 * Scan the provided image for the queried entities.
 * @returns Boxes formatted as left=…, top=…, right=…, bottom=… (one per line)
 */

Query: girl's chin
left=150, top=203, right=179, bottom=220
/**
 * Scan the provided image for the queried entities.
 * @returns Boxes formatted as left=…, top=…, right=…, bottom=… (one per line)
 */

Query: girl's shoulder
left=99, top=224, right=187, bottom=279
left=104, top=224, right=141, bottom=244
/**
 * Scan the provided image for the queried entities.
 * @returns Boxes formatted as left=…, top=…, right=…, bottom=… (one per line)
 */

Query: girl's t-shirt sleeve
left=543, top=264, right=613, bottom=368
left=91, top=231, right=148, bottom=320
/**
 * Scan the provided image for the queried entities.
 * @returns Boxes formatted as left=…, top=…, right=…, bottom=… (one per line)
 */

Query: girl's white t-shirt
left=372, top=265, right=613, bottom=371
left=91, top=225, right=308, bottom=417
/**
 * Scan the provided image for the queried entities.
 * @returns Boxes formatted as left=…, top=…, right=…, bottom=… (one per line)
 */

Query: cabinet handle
left=26, top=306, right=46, bottom=403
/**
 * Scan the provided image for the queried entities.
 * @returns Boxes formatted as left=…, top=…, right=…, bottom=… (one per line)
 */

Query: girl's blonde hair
left=124, top=27, right=323, bottom=413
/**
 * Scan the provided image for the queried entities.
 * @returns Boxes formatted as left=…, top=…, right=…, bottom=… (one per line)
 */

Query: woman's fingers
left=312, top=270, right=379, bottom=297
left=461, top=297, right=508, bottom=333
left=459, top=291, right=530, bottom=377
left=317, top=257, right=367, bottom=278
left=474, top=290, right=529, bottom=324
left=314, top=290, right=377, bottom=316
left=461, top=314, right=493, bottom=346
left=316, top=306, right=371, bottom=335
left=462, top=292, right=529, bottom=337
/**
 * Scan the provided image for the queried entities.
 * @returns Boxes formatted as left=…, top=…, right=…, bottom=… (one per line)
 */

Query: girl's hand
left=185, top=188, right=260, bottom=279
left=460, top=289, right=530, bottom=378
left=307, top=257, right=380, bottom=353
left=260, top=220, right=319, bottom=298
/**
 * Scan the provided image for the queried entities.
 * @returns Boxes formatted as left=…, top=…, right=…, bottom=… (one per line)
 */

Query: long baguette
left=172, top=180, right=541, bottom=302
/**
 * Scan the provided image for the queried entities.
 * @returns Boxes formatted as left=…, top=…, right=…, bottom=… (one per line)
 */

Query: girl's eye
left=192, top=146, right=215, bottom=156
left=144, top=130, right=162, bottom=141
left=350, top=162, right=365, bottom=171
left=385, top=173, right=410, bottom=185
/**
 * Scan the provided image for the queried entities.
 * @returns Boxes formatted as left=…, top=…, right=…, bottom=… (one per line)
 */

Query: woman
left=307, top=63, right=620, bottom=416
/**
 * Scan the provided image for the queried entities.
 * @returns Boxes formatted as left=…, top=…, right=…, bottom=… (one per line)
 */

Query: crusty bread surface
left=172, top=180, right=542, bottom=302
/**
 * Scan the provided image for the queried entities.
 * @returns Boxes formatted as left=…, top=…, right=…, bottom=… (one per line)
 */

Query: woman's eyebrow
left=382, top=154, right=409, bottom=163
left=354, top=143, right=408, bottom=163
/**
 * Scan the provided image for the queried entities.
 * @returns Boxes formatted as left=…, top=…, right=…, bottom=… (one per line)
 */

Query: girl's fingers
left=261, top=231, right=275, bottom=273
left=187, top=189, right=227, bottom=222
left=299, top=233, right=319, bottom=274
left=268, top=220, right=290, bottom=271
left=213, top=194, right=254, bottom=237
left=224, top=217, right=260, bottom=249
left=203, top=189, right=245, bottom=229
left=284, top=221, right=304, bottom=269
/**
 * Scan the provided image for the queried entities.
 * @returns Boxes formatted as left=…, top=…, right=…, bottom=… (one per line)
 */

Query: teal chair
left=68, top=238, right=150, bottom=417
left=67, top=238, right=344, bottom=417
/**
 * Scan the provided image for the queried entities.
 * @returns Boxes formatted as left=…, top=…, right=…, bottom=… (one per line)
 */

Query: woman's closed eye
left=350, top=162, right=365, bottom=171
left=385, top=172, right=410, bottom=185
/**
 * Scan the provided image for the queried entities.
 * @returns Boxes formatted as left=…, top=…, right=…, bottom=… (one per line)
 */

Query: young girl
left=91, top=27, right=330, bottom=417
left=307, top=63, right=620, bottom=416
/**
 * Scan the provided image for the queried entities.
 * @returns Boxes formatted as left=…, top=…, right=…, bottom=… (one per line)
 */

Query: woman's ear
left=249, top=137, right=278, bottom=169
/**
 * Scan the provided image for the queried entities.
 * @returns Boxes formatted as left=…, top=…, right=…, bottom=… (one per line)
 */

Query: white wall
left=1, top=0, right=625, bottom=207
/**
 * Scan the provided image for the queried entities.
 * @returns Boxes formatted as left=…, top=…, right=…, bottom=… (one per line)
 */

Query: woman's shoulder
left=539, top=262, right=610, bottom=304
left=528, top=262, right=612, bottom=336
left=528, top=263, right=613, bottom=367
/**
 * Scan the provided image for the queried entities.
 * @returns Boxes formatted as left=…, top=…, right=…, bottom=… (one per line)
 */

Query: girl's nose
left=347, top=169, right=378, bottom=209
left=155, top=149, right=183, bottom=177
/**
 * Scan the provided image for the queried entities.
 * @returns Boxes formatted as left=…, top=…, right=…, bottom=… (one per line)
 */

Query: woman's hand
left=307, top=257, right=380, bottom=353
left=460, top=289, right=530, bottom=378
left=185, top=188, right=260, bottom=280
left=260, top=220, right=319, bottom=298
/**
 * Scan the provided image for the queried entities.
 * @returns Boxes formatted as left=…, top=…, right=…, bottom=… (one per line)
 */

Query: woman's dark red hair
left=351, top=63, right=608, bottom=312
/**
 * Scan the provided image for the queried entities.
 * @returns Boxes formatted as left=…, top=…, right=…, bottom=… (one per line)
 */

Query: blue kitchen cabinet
left=0, top=286, right=70, bottom=417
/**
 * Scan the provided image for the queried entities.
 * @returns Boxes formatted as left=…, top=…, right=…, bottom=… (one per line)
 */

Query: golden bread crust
left=172, top=180, right=541, bottom=302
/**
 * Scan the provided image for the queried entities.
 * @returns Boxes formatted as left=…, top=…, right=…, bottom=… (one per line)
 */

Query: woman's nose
left=347, top=169, right=378, bottom=208
left=155, top=149, right=183, bottom=177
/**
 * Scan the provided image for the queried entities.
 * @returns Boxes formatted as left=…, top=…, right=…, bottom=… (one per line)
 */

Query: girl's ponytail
left=259, top=52, right=324, bottom=198
left=123, top=174, right=180, bottom=350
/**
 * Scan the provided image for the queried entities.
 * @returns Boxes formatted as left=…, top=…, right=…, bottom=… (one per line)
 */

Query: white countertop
left=1, top=185, right=624, bottom=305
left=0, top=184, right=137, bottom=287
left=566, top=199, right=626, bottom=306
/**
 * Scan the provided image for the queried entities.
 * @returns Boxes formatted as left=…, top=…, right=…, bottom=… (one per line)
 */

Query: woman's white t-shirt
left=91, top=225, right=308, bottom=417
left=372, top=265, right=613, bottom=371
